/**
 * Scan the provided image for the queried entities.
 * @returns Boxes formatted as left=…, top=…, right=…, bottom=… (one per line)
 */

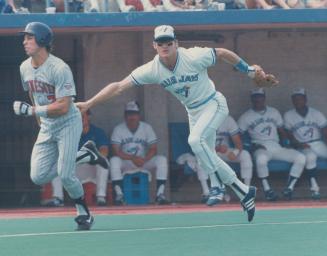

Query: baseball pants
left=254, top=142, right=306, bottom=178
left=110, top=155, right=168, bottom=181
left=187, top=92, right=238, bottom=186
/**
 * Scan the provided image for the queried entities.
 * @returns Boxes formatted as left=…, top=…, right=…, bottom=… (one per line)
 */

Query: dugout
left=0, top=10, right=327, bottom=206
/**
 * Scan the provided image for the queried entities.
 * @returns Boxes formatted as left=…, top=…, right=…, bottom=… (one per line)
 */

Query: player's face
left=251, top=95, right=266, bottom=110
left=153, top=40, right=177, bottom=58
left=292, top=95, right=307, bottom=110
left=23, top=34, right=40, bottom=56
left=125, top=112, right=140, bottom=131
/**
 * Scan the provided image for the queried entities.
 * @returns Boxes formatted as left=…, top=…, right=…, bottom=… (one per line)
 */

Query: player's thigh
left=271, top=147, right=304, bottom=163
left=57, top=123, right=82, bottom=178
left=311, top=141, right=327, bottom=158
left=188, top=101, right=227, bottom=144
left=31, top=131, right=58, bottom=175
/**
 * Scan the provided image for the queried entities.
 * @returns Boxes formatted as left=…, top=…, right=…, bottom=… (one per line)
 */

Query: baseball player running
left=13, top=22, right=95, bottom=230
left=77, top=25, right=278, bottom=222
left=238, top=88, right=306, bottom=201
left=284, top=88, right=327, bottom=199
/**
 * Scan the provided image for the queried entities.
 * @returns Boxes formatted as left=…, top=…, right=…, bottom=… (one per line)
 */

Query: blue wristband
left=234, top=59, right=250, bottom=73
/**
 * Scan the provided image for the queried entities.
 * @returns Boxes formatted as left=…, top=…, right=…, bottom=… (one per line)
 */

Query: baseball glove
left=252, top=65, right=279, bottom=88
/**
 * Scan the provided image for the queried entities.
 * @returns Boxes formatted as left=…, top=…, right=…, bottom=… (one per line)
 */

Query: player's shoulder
left=20, top=57, right=32, bottom=70
left=284, top=108, right=296, bottom=118
left=267, top=106, right=281, bottom=115
left=139, top=121, right=153, bottom=129
left=183, top=46, right=213, bottom=58
left=239, top=108, right=254, bottom=119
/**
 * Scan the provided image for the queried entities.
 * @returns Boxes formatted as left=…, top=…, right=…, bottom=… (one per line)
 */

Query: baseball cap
left=250, top=88, right=265, bottom=96
left=292, top=87, right=306, bottom=96
left=154, top=25, right=175, bottom=42
left=125, top=100, right=140, bottom=113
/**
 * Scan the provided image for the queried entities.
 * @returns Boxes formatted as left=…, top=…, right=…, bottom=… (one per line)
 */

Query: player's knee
left=294, top=152, right=306, bottom=167
left=30, top=173, right=43, bottom=185
left=110, top=156, right=122, bottom=169
left=255, top=154, right=269, bottom=167
left=155, top=155, right=168, bottom=167
left=305, top=152, right=317, bottom=167
left=188, top=135, right=202, bottom=154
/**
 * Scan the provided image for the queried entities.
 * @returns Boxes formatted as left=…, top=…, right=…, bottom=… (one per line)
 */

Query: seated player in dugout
left=284, top=87, right=327, bottom=200
left=42, top=110, right=110, bottom=207
left=110, top=101, right=169, bottom=205
left=238, top=88, right=306, bottom=201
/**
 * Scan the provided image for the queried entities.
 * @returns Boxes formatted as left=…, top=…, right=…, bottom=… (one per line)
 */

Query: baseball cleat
left=311, top=191, right=321, bottom=200
left=206, top=187, right=225, bottom=206
left=114, top=194, right=125, bottom=206
left=241, top=186, right=256, bottom=222
left=201, top=194, right=209, bottom=204
left=75, top=215, right=94, bottom=231
left=264, top=189, right=278, bottom=202
left=156, top=194, right=169, bottom=205
left=41, top=197, right=64, bottom=207
left=282, top=188, right=293, bottom=200
left=78, top=140, right=109, bottom=169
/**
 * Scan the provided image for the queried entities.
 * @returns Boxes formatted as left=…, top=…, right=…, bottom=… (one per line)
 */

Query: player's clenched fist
left=13, top=101, right=33, bottom=116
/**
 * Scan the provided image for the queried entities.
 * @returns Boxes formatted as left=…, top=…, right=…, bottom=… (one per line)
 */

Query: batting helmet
left=20, top=22, right=53, bottom=47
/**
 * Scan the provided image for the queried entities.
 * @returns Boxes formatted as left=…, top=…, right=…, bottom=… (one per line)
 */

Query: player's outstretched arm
left=215, top=48, right=278, bottom=87
left=76, top=76, right=134, bottom=113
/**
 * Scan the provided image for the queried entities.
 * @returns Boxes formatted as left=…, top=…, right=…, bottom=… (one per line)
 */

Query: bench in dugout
left=168, top=122, right=327, bottom=185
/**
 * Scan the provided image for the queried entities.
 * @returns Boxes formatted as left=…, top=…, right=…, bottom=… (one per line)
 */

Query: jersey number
left=175, top=85, right=190, bottom=98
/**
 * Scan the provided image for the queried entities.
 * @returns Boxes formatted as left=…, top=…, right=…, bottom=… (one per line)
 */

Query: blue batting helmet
left=20, top=22, right=53, bottom=47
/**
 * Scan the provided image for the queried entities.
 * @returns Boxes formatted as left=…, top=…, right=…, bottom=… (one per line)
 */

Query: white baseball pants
left=110, top=155, right=168, bottom=181
left=254, top=142, right=306, bottom=178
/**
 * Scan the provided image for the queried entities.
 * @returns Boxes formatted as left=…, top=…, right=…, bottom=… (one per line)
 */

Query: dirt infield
left=0, top=200, right=326, bottom=219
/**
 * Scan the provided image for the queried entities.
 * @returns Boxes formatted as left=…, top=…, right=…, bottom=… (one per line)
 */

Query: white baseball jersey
left=216, top=115, right=239, bottom=146
left=20, top=54, right=79, bottom=129
left=111, top=121, right=157, bottom=158
left=238, top=107, right=283, bottom=145
left=284, top=107, right=327, bottom=143
left=130, top=47, right=217, bottom=109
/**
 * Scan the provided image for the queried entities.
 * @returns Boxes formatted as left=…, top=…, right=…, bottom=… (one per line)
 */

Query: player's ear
left=175, top=40, right=178, bottom=48
left=153, top=42, right=157, bottom=51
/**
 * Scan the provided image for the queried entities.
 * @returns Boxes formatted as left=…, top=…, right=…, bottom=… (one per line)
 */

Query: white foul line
left=0, top=220, right=327, bottom=239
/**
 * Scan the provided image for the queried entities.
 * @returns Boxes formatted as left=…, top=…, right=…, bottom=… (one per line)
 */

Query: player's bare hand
left=75, top=101, right=90, bottom=114
left=227, top=152, right=238, bottom=161
left=132, top=156, right=146, bottom=167
left=216, top=145, right=228, bottom=154
left=251, top=64, right=279, bottom=88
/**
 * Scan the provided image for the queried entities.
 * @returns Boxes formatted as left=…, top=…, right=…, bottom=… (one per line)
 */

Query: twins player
left=284, top=88, right=327, bottom=199
left=13, top=22, right=94, bottom=230
left=238, top=88, right=306, bottom=201
left=76, top=25, right=276, bottom=222
left=45, top=110, right=110, bottom=207
left=110, top=101, right=168, bottom=205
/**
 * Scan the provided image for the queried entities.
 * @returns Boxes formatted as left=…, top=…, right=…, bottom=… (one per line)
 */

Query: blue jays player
left=77, top=25, right=277, bottom=222
left=284, top=88, right=327, bottom=199
left=13, top=22, right=94, bottom=230
left=110, top=101, right=168, bottom=205
left=238, top=88, right=306, bottom=201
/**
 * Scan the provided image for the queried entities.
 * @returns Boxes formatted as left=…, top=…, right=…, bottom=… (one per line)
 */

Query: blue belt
left=188, top=92, right=216, bottom=110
